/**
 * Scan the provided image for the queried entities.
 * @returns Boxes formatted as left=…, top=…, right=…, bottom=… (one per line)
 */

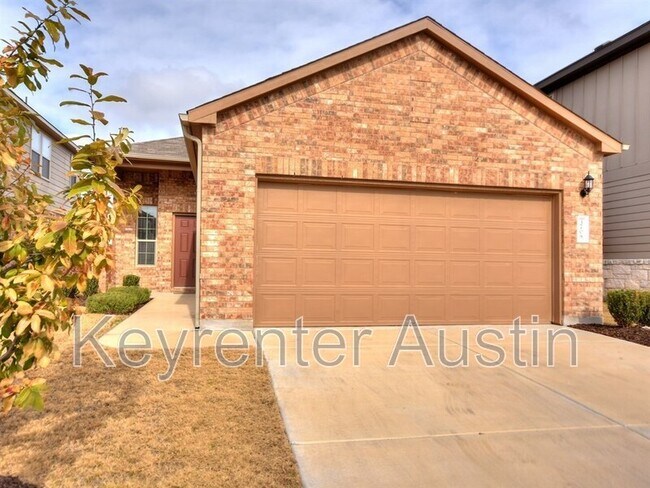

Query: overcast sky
left=1, top=0, right=649, bottom=142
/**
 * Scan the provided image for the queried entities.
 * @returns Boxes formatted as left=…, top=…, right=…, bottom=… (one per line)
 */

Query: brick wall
left=200, top=33, right=604, bottom=325
left=110, top=169, right=196, bottom=291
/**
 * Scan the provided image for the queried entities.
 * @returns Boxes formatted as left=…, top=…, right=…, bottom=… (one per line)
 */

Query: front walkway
left=98, top=292, right=254, bottom=349
left=99, top=292, right=196, bottom=349
left=263, top=325, right=650, bottom=487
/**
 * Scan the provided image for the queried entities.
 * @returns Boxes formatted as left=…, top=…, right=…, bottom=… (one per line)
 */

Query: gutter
left=179, top=114, right=202, bottom=329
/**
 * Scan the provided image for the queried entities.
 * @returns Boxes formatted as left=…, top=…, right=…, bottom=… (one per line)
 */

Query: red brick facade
left=110, top=169, right=196, bottom=291
left=199, top=34, right=604, bottom=325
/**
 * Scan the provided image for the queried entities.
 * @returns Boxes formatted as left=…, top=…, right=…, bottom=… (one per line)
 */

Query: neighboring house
left=536, top=21, right=650, bottom=292
left=7, top=90, right=78, bottom=210
left=110, top=17, right=622, bottom=327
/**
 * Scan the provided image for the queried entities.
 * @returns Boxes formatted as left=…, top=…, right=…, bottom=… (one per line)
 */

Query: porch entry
left=173, top=214, right=196, bottom=289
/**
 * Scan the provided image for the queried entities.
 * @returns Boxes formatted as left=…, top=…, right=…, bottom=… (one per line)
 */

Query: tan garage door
left=254, top=182, right=553, bottom=326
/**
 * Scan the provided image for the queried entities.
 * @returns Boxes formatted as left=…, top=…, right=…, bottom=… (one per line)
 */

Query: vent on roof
left=594, top=40, right=613, bottom=52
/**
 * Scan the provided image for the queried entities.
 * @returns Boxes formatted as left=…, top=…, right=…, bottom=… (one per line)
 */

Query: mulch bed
left=570, top=323, right=650, bottom=347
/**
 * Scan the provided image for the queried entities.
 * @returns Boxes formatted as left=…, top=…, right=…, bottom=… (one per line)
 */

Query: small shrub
left=109, top=286, right=151, bottom=304
left=606, top=290, right=642, bottom=326
left=84, top=277, right=100, bottom=297
left=86, top=286, right=151, bottom=314
left=87, top=291, right=140, bottom=314
left=638, top=291, right=650, bottom=326
left=122, top=274, right=140, bottom=287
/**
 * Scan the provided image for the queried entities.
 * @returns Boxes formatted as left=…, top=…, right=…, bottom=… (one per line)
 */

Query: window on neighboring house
left=69, top=155, right=77, bottom=189
left=30, top=126, right=52, bottom=179
left=136, top=205, right=157, bottom=265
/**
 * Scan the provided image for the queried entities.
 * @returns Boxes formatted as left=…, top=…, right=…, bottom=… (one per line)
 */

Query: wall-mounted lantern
left=580, top=172, right=594, bottom=198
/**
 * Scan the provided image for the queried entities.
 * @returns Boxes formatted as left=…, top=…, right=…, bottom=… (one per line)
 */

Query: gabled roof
left=129, top=137, right=189, bottom=162
left=186, top=16, right=622, bottom=155
left=123, top=136, right=193, bottom=173
left=6, top=89, right=78, bottom=153
left=537, top=20, right=650, bottom=93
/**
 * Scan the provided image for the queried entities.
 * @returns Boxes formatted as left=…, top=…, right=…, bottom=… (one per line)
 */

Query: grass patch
left=0, top=324, right=300, bottom=487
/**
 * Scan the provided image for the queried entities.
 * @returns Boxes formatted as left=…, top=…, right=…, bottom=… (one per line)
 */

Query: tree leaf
left=62, top=228, right=78, bottom=256
left=14, top=383, right=46, bottom=411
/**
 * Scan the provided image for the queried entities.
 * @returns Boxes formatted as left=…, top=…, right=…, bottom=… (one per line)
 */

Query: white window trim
left=136, top=205, right=158, bottom=267
left=30, top=126, right=52, bottom=181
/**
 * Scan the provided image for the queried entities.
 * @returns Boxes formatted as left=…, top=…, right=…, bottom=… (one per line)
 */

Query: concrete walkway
left=263, top=325, right=650, bottom=487
left=98, top=292, right=255, bottom=349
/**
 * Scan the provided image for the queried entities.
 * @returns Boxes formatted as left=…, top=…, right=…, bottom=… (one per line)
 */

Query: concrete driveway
left=263, top=324, right=650, bottom=487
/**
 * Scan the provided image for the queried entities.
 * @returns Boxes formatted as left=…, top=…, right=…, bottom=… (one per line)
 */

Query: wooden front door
left=173, top=214, right=196, bottom=288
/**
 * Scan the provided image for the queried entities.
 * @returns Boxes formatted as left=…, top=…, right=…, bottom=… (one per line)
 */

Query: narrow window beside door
left=137, top=205, right=157, bottom=265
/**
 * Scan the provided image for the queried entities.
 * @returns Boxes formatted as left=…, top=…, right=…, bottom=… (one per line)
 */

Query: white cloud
left=1, top=0, right=649, bottom=141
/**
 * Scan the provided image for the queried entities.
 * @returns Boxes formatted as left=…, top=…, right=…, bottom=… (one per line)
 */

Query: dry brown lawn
left=0, top=315, right=301, bottom=488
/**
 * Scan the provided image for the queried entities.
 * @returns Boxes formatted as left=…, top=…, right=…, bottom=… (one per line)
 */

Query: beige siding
left=551, top=42, right=650, bottom=258
left=25, top=133, right=74, bottom=210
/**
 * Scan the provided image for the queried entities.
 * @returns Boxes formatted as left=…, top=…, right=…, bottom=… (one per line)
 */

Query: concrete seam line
left=290, top=424, right=623, bottom=446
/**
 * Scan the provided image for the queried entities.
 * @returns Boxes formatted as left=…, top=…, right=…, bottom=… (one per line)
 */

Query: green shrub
left=122, top=274, right=140, bottom=287
left=108, top=286, right=151, bottom=304
left=84, top=277, right=100, bottom=297
left=638, top=291, right=650, bottom=326
left=86, top=291, right=140, bottom=314
left=606, top=290, right=642, bottom=326
left=86, top=286, right=151, bottom=314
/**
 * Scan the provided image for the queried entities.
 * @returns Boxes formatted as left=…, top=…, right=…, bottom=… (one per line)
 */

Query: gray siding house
left=7, top=90, right=77, bottom=211
left=537, top=20, right=650, bottom=291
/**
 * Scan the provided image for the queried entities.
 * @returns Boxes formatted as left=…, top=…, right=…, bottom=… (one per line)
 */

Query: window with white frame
left=137, top=206, right=157, bottom=265
left=30, top=126, right=52, bottom=179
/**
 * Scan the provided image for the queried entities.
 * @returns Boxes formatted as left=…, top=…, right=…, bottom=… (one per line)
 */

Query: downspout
left=180, top=115, right=202, bottom=329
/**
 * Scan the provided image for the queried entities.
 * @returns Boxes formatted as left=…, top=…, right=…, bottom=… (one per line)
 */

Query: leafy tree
left=0, top=0, right=140, bottom=412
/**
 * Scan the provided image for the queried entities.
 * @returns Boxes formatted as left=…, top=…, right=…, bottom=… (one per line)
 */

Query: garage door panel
left=256, top=294, right=297, bottom=324
left=413, top=192, right=447, bottom=218
left=447, top=295, right=481, bottom=322
left=341, top=259, right=374, bottom=286
left=449, top=195, right=481, bottom=220
left=449, top=261, right=481, bottom=287
left=379, top=191, right=411, bottom=216
left=303, top=258, right=336, bottom=286
left=303, top=222, right=337, bottom=250
left=259, top=221, right=298, bottom=249
left=378, top=224, right=410, bottom=251
left=303, top=295, right=336, bottom=323
left=414, top=260, right=446, bottom=286
left=450, top=227, right=481, bottom=253
left=260, top=184, right=299, bottom=213
left=340, top=189, right=375, bottom=215
left=483, top=228, right=514, bottom=253
left=515, top=229, right=549, bottom=255
left=342, top=223, right=374, bottom=250
left=259, top=257, right=298, bottom=286
left=303, top=186, right=337, bottom=214
left=412, top=295, right=446, bottom=323
left=484, top=261, right=514, bottom=287
left=378, top=260, right=410, bottom=286
left=415, top=226, right=446, bottom=252
left=339, top=295, right=374, bottom=323
left=481, top=197, right=514, bottom=221
left=516, top=198, right=550, bottom=223
left=484, top=295, right=514, bottom=323
left=255, top=182, right=553, bottom=326
left=376, top=295, right=410, bottom=322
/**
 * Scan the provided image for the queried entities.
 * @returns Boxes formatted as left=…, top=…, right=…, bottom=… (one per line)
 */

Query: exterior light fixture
left=580, top=172, right=594, bottom=198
